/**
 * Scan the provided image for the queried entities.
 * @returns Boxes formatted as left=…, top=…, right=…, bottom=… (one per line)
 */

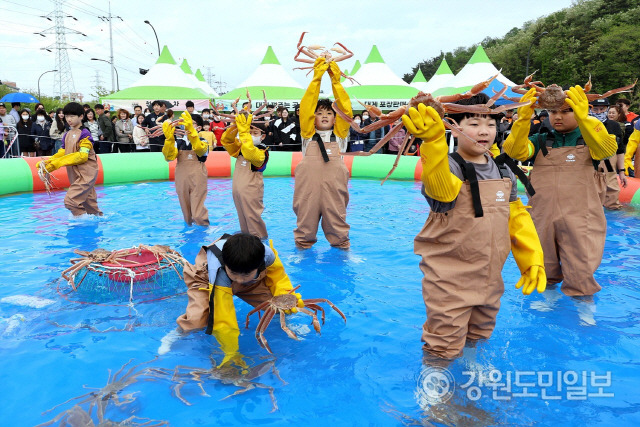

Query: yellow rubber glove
left=625, top=129, right=639, bottom=173
left=509, top=198, right=546, bottom=295
left=490, top=143, right=500, bottom=157
left=265, top=240, right=303, bottom=314
left=181, top=111, right=208, bottom=157
left=299, top=57, right=329, bottom=139
left=402, top=104, right=462, bottom=202
left=235, top=114, right=266, bottom=167
left=221, top=126, right=241, bottom=158
left=161, top=120, right=178, bottom=161
left=210, top=285, right=247, bottom=370
left=329, top=61, right=352, bottom=140
left=45, top=138, right=92, bottom=172
left=36, top=148, right=65, bottom=171
left=565, top=85, right=617, bottom=160
left=502, top=88, right=537, bottom=161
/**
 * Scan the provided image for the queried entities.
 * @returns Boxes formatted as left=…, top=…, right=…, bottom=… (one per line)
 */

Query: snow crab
left=36, top=160, right=60, bottom=196
left=167, top=357, right=286, bottom=412
left=293, top=31, right=358, bottom=84
left=509, top=71, right=637, bottom=110
left=245, top=286, right=347, bottom=354
left=332, top=73, right=531, bottom=183
left=211, top=88, right=270, bottom=124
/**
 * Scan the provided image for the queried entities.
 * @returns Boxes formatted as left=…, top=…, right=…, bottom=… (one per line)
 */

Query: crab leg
left=279, top=310, right=299, bottom=340
left=360, top=121, right=405, bottom=156
left=298, top=307, right=321, bottom=333
left=256, top=308, right=276, bottom=353
left=302, top=299, right=347, bottom=322
left=304, top=303, right=326, bottom=324
left=381, top=130, right=413, bottom=185
left=587, top=79, right=637, bottom=101
left=246, top=300, right=271, bottom=328
left=437, top=72, right=500, bottom=103
left=443, top=119, right=494, bottom=157
left=251, top=90, right=268, bottom=117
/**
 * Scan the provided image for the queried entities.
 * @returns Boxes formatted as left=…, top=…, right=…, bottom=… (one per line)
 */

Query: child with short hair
left=221, top=114, right=270, bottom=240
left=37, top=102, right=102, bottom=216
left=293, top=57, right=352, bottom=249
left=402, top=93, right=545, bottom=359
left=160, top=233, right=303, bottom=366
left=198, top=121, right=217, bottom=151
left=162, top=111, right=210, bottom=226
left=502, top=86, right=617, bottom=296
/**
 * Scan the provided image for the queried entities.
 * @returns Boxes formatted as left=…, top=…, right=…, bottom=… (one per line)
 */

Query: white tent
left=422, top=59, right=456, bottom=94
left=102, top=45, right=209, bottom=111
left=433, top=46, right=516, bottom=97
left=180, top=59, right=219, bottom=97
left=409, top=68, right=429, bottom=92
left=219, top=46, right=305, bottom=110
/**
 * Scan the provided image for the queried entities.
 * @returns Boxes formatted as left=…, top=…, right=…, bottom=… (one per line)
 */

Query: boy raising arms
left=293, top=57, right=352, bottom=249
left=502, top=86, right=617, bottom=296
left=37, top=102, right=102, bottom=217
left=221, top=114, right=270, bottom=240
left=402, top=95, right=545, bottom=359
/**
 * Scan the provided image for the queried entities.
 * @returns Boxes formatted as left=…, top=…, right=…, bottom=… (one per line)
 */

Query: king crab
left=293, top=32, right=359, bottom=85
left=332, top=73, right=532, bottom=183
left=210, top=88, right=271, bottom=132
left=245, top=286, right=347, bottom=354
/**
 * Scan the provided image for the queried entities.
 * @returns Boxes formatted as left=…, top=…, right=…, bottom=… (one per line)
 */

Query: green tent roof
left=180, top=59, right=193, bottom=74
left=351, top=60, right=362, bottom=75
left=411, top=69, right=427, bottom=83
left=195, top=69, right=206, bottom=82
left=261, top=46, right=281, bottom=65
left=467, top=45, right=491, bottom=64
left=434, top=59, right=453, bottom=75
left=364, top=46, right=384, bottom=64
left=219, top=86, right=305, bottom=100
left=103, top=85, right=208, bottom=100
left=156, top=45, right=176, bottom=65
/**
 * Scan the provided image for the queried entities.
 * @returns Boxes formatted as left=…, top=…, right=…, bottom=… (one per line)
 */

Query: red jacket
left=210, top=120, right=226, bottom=144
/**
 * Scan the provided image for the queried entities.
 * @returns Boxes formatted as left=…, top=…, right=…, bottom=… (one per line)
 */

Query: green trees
left=404, top=0, right=640, bottom=108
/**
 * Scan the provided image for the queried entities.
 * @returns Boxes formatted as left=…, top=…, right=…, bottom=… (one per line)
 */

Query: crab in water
left=509, top=71, right=637, bottom=110
left=293, top=31, right=358, bottom=84
left=332, top=73, right=532, bottom=183
left=245, top=286, right=347, bottom=354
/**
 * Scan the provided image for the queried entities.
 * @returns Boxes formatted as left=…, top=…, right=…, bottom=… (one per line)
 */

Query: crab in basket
left=332, top=73, right=532, bottom=183
left=245, top=286, right=347, bottom=354
left=507, top=71, right=637, bottom=110
left=293, top=31, right=358, bottom=85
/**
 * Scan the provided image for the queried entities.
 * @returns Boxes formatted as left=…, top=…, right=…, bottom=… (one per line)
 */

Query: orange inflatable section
left=25, top=156, right=103, bottom=191
left=619, top=176, right=640, bottom=204
left=168, top=151, right=231, bottom=181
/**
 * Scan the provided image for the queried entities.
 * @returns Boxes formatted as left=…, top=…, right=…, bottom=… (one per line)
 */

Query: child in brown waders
left=402, top=94, right=546, bottom=360
left=221, top=114, right=270, bottom=240
left=37, top=102, right=103, bottom=217
left=293, top=57, right=352, bottom=249
left=158, top=233, right=303, bottom=367
left=162, top=111, right=210, bottom=226
left=503, top=87, right=618, bottom=297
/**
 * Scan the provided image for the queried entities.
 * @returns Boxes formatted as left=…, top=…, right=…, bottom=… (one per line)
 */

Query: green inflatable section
left=263, top=152, right=293, bottom=177
left=99, top=153, right=168, bottom=185
left=0, top=158, right=33, bottom=195
left=351, top=154, right=418, bottom=180
left=632, top=189, right=640, bottom=208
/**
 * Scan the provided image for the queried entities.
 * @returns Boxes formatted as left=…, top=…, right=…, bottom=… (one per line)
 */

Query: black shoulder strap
left=494, top=153, right=536, bottom=197
left=450, top=152, right=483, bottom=218
left=541, top=133, right=554, bottom=157
left=312, top=132, right=335, bottom=163
left=603, top=158, right=614, bottom=172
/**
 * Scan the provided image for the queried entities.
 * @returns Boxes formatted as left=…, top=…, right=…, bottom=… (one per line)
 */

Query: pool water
left=0, top=178, right=639, bottom=426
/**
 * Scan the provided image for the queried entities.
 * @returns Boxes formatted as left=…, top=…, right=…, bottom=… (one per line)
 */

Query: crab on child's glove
left=265, top=240, right=303, bottom=314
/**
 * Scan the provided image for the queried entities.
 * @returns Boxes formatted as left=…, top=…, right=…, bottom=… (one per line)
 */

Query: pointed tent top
left=261, top=46, right=281, bottom=65
left=180, top=59, right=193, bottom=74
left=365, top=45, right=385, bottom=64
left=434, top=59, right=453, bottom=75
left=467, top=45, right=491, bottom=64
left=411, top=69, right=427, bottom=83
left=351, top=60, right=362, bottom=75
left=194, top=69, right=206, bottom=82
left=156, top=45, right=176, bottom=65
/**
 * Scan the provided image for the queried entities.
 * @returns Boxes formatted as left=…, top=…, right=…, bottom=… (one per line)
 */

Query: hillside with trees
left=404, top=0, right=640, bottom=106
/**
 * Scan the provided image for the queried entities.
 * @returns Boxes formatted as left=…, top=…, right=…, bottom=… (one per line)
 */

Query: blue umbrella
left=0, top=92, right=40, bottom=103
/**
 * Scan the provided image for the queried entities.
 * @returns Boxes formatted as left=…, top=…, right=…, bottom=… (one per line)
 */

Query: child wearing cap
left=221, top=114, right=270, bottom=240
left=503, top=86, right=617, bottom=296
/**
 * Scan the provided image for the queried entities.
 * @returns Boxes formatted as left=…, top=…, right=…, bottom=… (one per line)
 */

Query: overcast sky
left=1, top=0, right=576, bottom=100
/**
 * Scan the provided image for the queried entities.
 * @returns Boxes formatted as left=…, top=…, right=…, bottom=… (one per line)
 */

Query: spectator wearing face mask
left=17, top=109, right=35, bottom=156
left=31, top=110, right=54, bottom=156
left=348, top=113, right=365, bottom=152
left=362, top=111, right=390, bottom=153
